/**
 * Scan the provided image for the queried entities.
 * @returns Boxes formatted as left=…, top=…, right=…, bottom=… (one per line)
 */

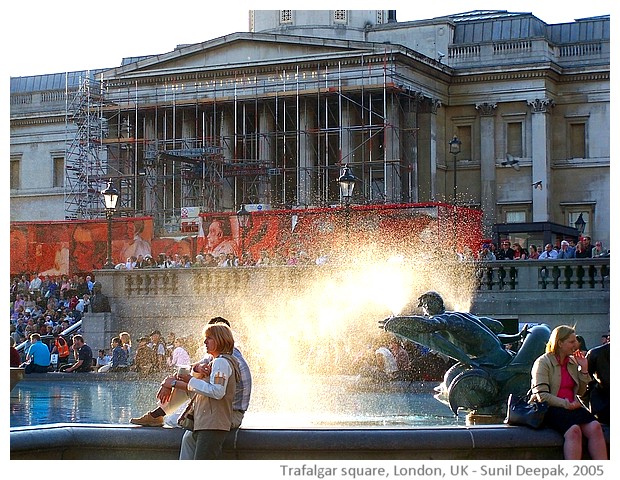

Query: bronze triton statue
left=90, top=281, right=111, bottom=313
left=380, top=291, right=550, bottom=416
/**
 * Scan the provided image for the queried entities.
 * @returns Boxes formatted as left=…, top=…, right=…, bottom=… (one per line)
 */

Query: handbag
left=177, top=396, right=195, bottom=431
left=504, top=383, right=550, bottom=429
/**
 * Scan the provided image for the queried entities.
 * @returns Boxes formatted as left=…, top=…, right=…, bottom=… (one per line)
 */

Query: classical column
left=383, top=93, right=402, bottom=202
left=476, top=102, right=498, bottom=237
left=402, top=95, right=419, bottom=203
left=142, top=114, right=162, bottom=226
left=219, top=108, right=235, bottom=209
left=181, top=114, right=195, bottom=140
left=417, top=98, right=440, bottom=201
left=297, top=99, right=316, bottom=207
left=258, top=104, right=275, bottom=204
left=528, top=98, right=555, bottom=222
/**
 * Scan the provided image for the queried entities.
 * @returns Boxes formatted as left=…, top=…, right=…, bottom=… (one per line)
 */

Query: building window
left=280, top=10, right=292, bottom=24
left=569, top=122, right=586, bottom=159
left=376, top=11, right=384, bottom=24
left=499, top=203, right=530, bottom=224
left=334, top=10, right=347, bottom=24
left=506, top=122, right=523, bottom=158
left=506, top=210, right=527, bottom=223
left=53, top=156, right=65, bottom=188
left=456, top=125, right=472, bottom=161
left=10, top=156, right=20, bottom=190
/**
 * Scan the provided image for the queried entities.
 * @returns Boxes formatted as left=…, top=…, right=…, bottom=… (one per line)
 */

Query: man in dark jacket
left=495, top=240, right=514, bottom=260
left=585, top=342, right=610, bottom=424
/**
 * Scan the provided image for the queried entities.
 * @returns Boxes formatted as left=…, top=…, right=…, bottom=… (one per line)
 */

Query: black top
left=76, top=344, right=93, bottom=372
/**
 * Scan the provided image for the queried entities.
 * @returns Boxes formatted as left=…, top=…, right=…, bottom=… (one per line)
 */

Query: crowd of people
left=8, top=270, right=197, bottom=377
left=113, top=249, right=314, bottom=270
left=10, top=273, right=95, bottom=364
left=354, top=335, right=452, bottom=383
left=91, top=329, right=196, bottom=375
left=112, top=236, right=610, bottom=270
left=12, top=319, right=197, bottom=377
left=477, top=236, right=609, bottom=261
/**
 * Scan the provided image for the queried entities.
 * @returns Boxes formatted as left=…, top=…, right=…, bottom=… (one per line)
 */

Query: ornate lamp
left=101, top=180, right=119, bottom=269
left=338, top=165, right=356, bottom=205
left=575, top=213, right=586, bottom=235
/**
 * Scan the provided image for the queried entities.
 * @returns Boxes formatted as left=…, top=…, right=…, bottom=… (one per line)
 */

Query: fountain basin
left=11, top=422, right=610, bottom=460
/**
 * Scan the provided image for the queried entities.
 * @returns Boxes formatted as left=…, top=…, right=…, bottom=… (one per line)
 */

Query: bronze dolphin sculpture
left=380, top=291, right=551, bottom=415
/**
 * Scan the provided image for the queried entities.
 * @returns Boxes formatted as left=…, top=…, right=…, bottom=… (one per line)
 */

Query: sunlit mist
left=201, top=226, right=482, bottom=421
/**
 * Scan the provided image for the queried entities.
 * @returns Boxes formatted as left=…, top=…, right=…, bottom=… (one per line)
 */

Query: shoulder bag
left=177, top=396, right=195, bottom=431
left=504, top=383, right=550, bottom=429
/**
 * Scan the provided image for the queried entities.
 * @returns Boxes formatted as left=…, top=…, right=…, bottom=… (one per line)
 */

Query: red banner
left=10, top=203, right=482, bottom=276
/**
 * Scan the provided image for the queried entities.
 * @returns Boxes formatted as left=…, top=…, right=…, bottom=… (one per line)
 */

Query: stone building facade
left=10, top=9, right=610, bottom=246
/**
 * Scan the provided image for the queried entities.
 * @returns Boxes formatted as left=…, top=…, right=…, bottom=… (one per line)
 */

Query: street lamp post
left=236, top=204, right=252, bottom=261
left=448, top=136, right=462, bottom=255
left=449, top=135, right=462, bottom=205
left=101, top=180, right=119, bottom=269
left=338, top=165, right=356, bottom=235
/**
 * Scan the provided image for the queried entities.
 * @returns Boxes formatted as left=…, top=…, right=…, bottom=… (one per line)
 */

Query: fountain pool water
left=10, top=375, right=469, bottom=429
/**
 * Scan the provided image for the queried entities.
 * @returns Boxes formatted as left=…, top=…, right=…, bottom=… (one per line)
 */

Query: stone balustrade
left=448, top=38, right=607, bottom=67
left=475, top=258, right=610, bottom=291
left=100, top=258, right=610, bottom=296
left=87, top=258, right=609, bottom=354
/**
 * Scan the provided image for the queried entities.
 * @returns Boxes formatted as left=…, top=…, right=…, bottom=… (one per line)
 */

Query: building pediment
left=102, top=32, right=379, bottom=80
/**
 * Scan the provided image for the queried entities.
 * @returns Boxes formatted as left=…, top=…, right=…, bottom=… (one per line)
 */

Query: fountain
left=12, top=245, right=475, bottom=419
left=10, top=213, right=607, bottom=460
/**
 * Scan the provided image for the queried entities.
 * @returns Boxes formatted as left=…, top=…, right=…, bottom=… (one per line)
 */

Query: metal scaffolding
left=64, top=51, right=434, bottom=233
left=64, top=73, right=109, bottom=220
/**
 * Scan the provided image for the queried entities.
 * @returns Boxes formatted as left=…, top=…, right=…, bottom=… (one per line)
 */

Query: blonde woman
left=531, top=325, right=607, bottom=459
left=119, top=331, right=133, bottom=364
left=169, top=323, right=240, bottom=459
left=132, top=322, right=241, bottom=459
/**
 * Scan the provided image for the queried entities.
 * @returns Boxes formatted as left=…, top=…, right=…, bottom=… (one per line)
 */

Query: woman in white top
left=168, top=337, right=191, bottom=367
